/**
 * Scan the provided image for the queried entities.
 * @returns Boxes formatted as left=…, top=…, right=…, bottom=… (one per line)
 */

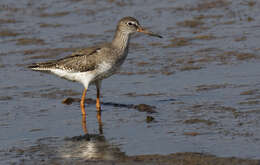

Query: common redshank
left=29, top=16, right=162, bottom=115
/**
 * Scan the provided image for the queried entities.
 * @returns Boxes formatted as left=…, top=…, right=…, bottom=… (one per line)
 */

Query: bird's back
left=28, top=44, right=109, bottom=73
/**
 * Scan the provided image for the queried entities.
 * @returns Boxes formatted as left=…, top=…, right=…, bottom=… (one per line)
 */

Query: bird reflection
left=60, top=111, right=125, bottom=160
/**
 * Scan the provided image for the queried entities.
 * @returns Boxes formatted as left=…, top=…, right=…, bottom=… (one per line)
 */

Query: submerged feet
left=80, top=86, right=102, bottom=133
left=81, top=111, right=103, bottom=134
left=81, top=115, right=88, bottom=134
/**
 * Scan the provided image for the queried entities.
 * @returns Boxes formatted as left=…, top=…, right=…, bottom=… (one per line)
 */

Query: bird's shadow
left=62, top=97, right=157, bottom=113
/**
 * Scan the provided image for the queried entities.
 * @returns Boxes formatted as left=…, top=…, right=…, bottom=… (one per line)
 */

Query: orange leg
left=80, top=88, right=87, bottom=115
left=97, top=111, right=103, bottom=134
left=95, top=82, right=101, bottom=112
left=81, top=114, right=88, bottom=134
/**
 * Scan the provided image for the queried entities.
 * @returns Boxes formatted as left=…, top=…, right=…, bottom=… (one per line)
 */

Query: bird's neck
left=111, top=29, right=131, bottom=51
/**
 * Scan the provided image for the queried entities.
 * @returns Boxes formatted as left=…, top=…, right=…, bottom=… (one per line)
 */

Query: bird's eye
left=127, top=22, right=133, bottom=26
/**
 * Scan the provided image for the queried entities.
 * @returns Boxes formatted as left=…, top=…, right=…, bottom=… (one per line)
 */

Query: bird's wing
left=55, top=47, right=102, bottom=72
left=70, top=45, right=102, bottom=56
left=29, top=45, right=108, bottom=72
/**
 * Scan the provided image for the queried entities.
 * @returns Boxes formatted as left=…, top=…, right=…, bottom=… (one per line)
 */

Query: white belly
left=50, top=69, right=95, bottom=88
left=49, top=61, right=117, bottom=88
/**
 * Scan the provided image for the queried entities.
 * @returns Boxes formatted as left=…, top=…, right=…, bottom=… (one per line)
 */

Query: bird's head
left=117, top=16, right=162, bottom=38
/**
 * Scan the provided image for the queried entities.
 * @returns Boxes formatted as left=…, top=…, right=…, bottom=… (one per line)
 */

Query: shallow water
left=1, top=0, right=260, bottom=163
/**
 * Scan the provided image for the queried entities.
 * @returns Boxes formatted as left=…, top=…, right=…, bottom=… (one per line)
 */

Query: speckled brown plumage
left=28, top=16, right=162, bottom=115
left=29, top=47, right=101, bottom=72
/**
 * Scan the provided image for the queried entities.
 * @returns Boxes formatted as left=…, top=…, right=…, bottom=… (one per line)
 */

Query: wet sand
left=2, top=135, right=259, bottom=165
left=1, top=0, right=260, bottom=164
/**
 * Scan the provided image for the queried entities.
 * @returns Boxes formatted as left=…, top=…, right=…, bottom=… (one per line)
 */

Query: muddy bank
left=2, top=134, right=259, bottom=165
left=4, top=144, right=260, bottom=165
left=9, top=155, right=260, bottom=165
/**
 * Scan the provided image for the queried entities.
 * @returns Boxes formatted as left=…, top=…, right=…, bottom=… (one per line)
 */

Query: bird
left=28, top=16, right=162, bottom=116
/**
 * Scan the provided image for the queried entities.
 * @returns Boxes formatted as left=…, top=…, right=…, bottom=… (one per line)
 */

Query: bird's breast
left=93, top=48, right=128, bottom=81
left=94, top=61, right=117, bottom=81
left=97, top=61, right=113, bottom=74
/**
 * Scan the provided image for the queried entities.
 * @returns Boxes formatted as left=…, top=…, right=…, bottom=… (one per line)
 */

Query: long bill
left=137, top=27, right=163, bottom=38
